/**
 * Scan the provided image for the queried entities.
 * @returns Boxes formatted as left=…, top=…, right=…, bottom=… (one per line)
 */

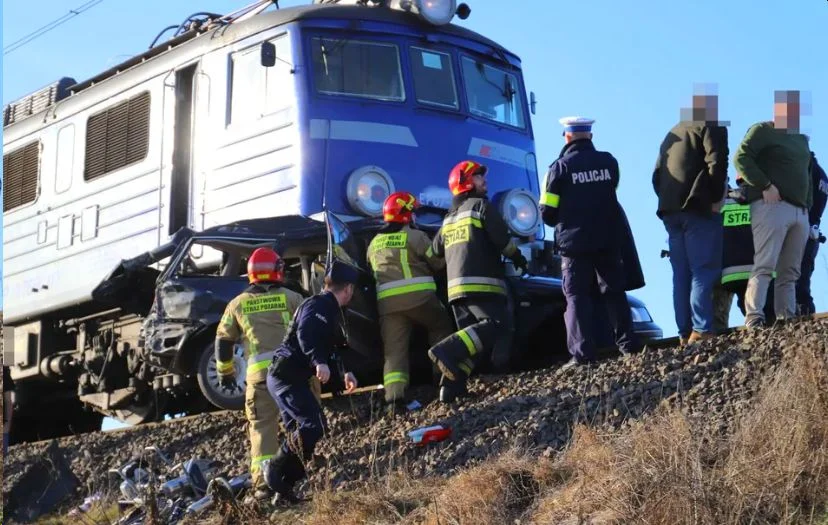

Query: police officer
left=540, top=117, right=638, bottom=369
left=214, top=247, right=305, bottom=501
left=427, top=160, right=529, bottom=403
left=367, top=191, right=454, bottom=413
left=263, top=260, right=359, bottom=504
left=796, top=149, right=827, bottom=315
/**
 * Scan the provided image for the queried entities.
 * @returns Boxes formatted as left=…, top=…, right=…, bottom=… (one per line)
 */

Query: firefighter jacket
left=367, top=223, right=445, bottom=316
left=432, top=193, right=519, bottom=302
left=271, top=291, right=348, bottom=389
left=216, top=283, right=304, bottom=383
left=540, top=139, right=623, bottom=256
left=718, top=194, right=776, bottom=292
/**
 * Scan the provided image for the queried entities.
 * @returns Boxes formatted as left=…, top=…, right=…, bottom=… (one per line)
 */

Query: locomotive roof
left=71, top=4, right=519, bottom=92
left=4, top=3, right=520, bottom=136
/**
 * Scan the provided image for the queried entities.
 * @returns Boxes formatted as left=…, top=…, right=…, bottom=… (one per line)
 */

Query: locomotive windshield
left=311, top=37, right=405, bottom=101
left=461, top=57, right=525, bottom=129
left=309, top=35, right=527, bottom=130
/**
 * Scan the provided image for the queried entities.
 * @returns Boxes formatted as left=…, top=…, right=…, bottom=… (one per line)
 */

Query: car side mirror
left=261, top=41, right=276, bottom=67
left=530, top=91, right=537, bottom=115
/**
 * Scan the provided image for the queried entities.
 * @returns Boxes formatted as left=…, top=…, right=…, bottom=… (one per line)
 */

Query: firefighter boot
left=438, top=358, right=474, bottom=403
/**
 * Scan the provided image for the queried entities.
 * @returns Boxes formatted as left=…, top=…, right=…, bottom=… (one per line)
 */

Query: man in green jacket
left=733, top=90, right=812, bottom=328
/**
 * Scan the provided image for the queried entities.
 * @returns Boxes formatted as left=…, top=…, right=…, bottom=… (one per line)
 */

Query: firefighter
left=713, top=184, right=776, bottom=331
left=540, top=117, right=638, bottom=369
left=214, top=247, right=306, bottom=501
left=367, top=191, right=454, bottom=413
left=427, top=160, right=529, bottom=403
left=263, top=260, right=360, bottom=505
left=796, top=150, right=827, bottom=315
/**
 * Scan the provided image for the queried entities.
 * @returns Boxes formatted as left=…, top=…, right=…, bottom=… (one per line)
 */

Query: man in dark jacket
left=653, top=92, right=728, bottom=344
left=3, top=365, right=15, bottom=455
left=263, top=260, right=359, bottom=505
left=427, top=160, right=529, bottom=403
left=796, top=149, right=827, bottom=315
left=541, top=116, right=638, bottom=369
left=734, top=90, right=812, bottom=328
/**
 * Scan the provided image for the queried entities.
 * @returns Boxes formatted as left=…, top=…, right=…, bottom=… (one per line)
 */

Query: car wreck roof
left=196, top=215, right=328, bottom=240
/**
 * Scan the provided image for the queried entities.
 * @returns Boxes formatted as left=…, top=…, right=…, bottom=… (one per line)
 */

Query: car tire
left=196, top=343, right=246, bottom=411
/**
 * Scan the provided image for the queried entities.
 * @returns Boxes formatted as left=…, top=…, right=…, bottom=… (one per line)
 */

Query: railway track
left=14, top=312, right=828, bottom=447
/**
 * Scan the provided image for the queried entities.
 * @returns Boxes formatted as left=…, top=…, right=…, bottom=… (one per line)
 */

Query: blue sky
left=2, top=1, right=826, bottom=335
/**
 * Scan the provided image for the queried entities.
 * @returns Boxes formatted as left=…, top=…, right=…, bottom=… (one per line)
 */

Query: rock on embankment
left=4, top=318, right=827, bottom=513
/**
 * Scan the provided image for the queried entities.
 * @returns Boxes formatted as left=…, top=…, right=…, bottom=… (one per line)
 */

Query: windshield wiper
left=475, top=60, right=509, bottom=101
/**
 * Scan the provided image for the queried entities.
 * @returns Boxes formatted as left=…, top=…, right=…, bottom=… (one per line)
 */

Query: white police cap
left=559, top=116, right=595, bottom=133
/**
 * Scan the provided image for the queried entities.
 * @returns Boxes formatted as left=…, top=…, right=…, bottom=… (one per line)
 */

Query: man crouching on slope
left=262, top=260, right=359, bottom=505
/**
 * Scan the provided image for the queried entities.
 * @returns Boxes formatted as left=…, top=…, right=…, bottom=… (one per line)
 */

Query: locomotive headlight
left=414, top=0, right=456, bottom=25
left=499, top=188, right=541, bottom=237
left=347, top=166, right=395, bottom=217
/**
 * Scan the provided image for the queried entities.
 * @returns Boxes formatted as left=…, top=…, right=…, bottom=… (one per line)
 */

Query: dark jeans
left=561, top=253, right=636, bottom=362
left=795, top=238, right=819, bottom=315
left=663, top=212, right=723, bottom=337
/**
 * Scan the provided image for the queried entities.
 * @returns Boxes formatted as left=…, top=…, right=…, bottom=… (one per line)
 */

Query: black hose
left=148, top=25, right=178, bottom=49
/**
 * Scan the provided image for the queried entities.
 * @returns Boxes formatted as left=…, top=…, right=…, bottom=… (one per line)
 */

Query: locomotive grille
left=3, top=141, right=41, bottom=211
left=84, top=91, right=151, bottom=181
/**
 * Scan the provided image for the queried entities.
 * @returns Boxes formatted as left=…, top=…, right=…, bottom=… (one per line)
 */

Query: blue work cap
left=559, top=116, right=595, bottom=134
left=326, top=259, right=360, bottom=285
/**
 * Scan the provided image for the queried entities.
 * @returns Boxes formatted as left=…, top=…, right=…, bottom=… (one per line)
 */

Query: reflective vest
left=367, top=225, right=444, bottom=316
left=433, top=195, right=518, bottom=302
left=720, top=198, right=775, bottom=289
left=216, top=284, right=304, bottom=382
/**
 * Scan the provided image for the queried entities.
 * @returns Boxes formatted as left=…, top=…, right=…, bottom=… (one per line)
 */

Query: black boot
left=263, top=448, right=301, bottom=505
left=439, top=378, right=469, bottom=403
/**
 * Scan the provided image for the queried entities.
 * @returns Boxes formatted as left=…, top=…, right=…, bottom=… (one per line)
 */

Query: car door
left=324, top=212, right=383, bottom=383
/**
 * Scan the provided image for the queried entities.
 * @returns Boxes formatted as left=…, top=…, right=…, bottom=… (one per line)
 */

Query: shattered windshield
left=461, top=57, right=526, bottom=129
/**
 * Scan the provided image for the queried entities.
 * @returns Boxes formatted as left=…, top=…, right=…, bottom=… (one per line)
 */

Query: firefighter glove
left=809, top=225, right=821, bottom=241
left=511, top=251, right=529, bottom=273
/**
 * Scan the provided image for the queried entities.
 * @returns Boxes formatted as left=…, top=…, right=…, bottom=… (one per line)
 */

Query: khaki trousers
left=246, top=376, right=322, bottom=489
left=380, top=296, right=454, bottom=402
left=745, top=200, right=809, bottom=325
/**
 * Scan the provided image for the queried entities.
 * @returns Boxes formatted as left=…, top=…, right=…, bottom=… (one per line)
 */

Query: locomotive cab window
left=461, top=57, right=526, bottom=129
left=3, top=141, right=40, bottom=211
left=84, top=91, right=151, bottom=181
left=410, top=47, right=458, bottom=109
left=229, top=34, right=292, bottom=125
left=311, top=37, right=404, bottom=101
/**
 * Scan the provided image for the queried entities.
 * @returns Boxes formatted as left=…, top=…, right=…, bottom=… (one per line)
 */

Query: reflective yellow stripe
left=448, top=284, right=506, bottom=298
left=251, top=454, right=275, bottom=472
left=247, top=359, right=272, bottom=375
left=216, top=360, right=235, bottom=374
left=426, top=246, right=434, bottom=258
left=541, top=192, right=560, bottom=208
left=457, top=330, right=477, bottom=356
left=377, top=281, right=437, bottom=300
left=443, top=216, right=482, bottom=230
left=281, top=311, right=291, bottom=325
left=459, top=362, right=472, bottom=375
left=400, top=245, right=412, bottom=280
left=721, top=270, right=776, bottom=284
left=383, top=371, right=409, bottom=386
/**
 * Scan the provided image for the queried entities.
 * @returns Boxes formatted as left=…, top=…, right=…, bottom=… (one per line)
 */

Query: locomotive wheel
left=196, top=343, right=246, bottom=411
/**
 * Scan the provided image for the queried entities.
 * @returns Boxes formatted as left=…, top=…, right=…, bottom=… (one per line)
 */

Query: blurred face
left=774, top=101, right=800, bottom=130
left=692, top=95, right=718, bottom=122
left=472, top=171, right=487, bottom=194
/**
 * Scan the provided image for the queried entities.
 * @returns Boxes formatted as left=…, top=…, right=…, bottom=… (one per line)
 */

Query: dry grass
left=531, top=342, right=828, bottom=525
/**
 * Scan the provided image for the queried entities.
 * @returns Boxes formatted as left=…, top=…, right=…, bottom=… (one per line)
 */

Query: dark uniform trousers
left=380, top=296, right=454, bottom=402
left=428, top=295, right=510, bottom=389
left=561, top=253, right=635, bottom=362
left=796, top=238, right=819, bottom=315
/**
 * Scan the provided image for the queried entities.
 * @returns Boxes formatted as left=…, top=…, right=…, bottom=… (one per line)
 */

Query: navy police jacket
left=272, top=291, right=347, bottom=383
left=540, top=139, right=622, bottom=255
